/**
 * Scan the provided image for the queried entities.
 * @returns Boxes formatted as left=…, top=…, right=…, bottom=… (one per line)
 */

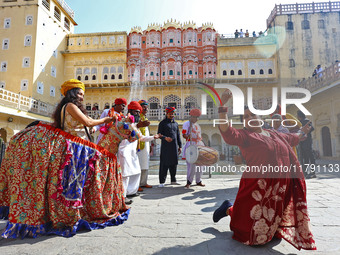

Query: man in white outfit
left=119, top=101, right=160, bottom=199
left=136, top=100, right=153, bottom=191
left=182, top=109, right=205, bottom=189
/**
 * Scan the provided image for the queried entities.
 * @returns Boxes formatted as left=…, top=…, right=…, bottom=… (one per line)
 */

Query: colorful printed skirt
left=0, top=123, right=129, bottom=238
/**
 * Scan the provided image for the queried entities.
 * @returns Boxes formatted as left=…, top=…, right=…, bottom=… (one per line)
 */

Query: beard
left=133, top=114, right=140, bottom=123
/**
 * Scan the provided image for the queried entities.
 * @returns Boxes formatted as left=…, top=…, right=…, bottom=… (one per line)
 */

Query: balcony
left=267, top=1, right=340, bottom=27
left=295, top=62, right=340, bottom=94
left=42, top=0, right=50, bottom=11
left=88, top=107, right=220, bottom=121
left=0, top=88, right=55, bottom=117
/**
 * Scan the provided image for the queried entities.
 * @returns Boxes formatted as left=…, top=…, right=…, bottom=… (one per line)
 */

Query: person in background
left=157, top=107, right=182, bottom=187
left=119, top=101, right=160, bottom=201
left=297, top=110, right=316, bottom=178
left=234, top=29, right=239, bottom=38
left=92, top=98, right=127, bottom=142
left=245, top=29, right=249, bottom=37
left=271, top=114, right=289, bottom=133
left=137, top=100, right=153, bottom=190
left=182, top=109, right=205, bottom=189
left=239, top=29, right=244, bottom=38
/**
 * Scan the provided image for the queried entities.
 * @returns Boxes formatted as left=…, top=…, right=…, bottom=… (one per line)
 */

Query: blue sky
left=67, top=0, right=318, bottom=35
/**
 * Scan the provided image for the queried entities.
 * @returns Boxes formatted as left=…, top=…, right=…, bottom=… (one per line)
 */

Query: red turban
left=189, top=109, right=201, bottom=117
left=115, top=98, right=127, bottom=106
left=128, top=101, right=143, bottom=111
left=165, top=107, right=176, bottom=113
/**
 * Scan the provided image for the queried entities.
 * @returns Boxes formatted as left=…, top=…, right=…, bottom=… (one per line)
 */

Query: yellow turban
left=60, top=79, right=85, bottom=96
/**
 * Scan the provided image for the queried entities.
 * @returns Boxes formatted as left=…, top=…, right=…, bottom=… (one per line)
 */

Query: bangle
left=218, top=106, right=228, bottom=113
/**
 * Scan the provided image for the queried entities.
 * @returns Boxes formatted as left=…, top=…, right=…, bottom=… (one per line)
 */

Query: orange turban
left=189, top=109, right=201, bottom=117
left=60, top=79, right=85, bottom=96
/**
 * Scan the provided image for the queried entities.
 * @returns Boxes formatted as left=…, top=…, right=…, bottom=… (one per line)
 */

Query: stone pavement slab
left=1, top=170, right=340, bottom=255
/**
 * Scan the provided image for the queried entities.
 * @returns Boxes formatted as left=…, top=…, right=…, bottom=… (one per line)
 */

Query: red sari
left=220, top=126, right=316, bottom=250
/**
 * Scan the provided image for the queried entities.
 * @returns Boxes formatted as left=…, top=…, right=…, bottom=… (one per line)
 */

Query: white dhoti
left=123, top=174, right=141, bottom=196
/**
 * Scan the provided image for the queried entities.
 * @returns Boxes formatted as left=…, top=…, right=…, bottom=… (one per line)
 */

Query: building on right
left=267, top=1, right=340, bottom=159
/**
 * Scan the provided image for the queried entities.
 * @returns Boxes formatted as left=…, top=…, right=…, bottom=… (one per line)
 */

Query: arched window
left=86, top=103, right=91, bottom=111
left=92, top=75, right=96, bottom=80
left=104, top=74, right=108, bottom=80
left=189, top=70, right=193, bottom=75
left=268, top=69, right=273, bottom=74
left=222, top=70, right=227, bottom=76
left=260, top=69, right=264, bottom=74
left=118, top=74, right=122, bottom=79
left=84, top=68, right=90, bottom=74
left=110, top=66, right=116, bottom=73
left=301, top=20, right=310, bottom=30
left=103, top=67, right=109, bottom=74
left=77, top=76, right=81, bottom=81
left=238, top=70, right=242, bottom=75
left=148, top=96, right=160, bottom=109
left=230, top=70, right=235, bottom=75
left=111, top=74, right=115, bottom=79
left=169, top=70, right=174, bottom=75
left=251, top=69, right=255, bottom=75
left=286, top=21, right=294, bottom=30
left=85, top=75, right=89, bottom=80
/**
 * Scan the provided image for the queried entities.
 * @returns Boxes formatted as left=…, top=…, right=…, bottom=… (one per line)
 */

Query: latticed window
left=301, top=20, right=310, bottom=30
left=184, top=96, right=198, bottom=109
left=148, top=96, right=160, bottom=109
left=163, top=94, right=181, bottom=109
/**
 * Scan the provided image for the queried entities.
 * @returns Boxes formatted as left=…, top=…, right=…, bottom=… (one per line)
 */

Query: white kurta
left=182, top=120, right=205, bottom=184
left=137, top=125, right=150, bottom=170
left=119, top=127, right=155, bottom=177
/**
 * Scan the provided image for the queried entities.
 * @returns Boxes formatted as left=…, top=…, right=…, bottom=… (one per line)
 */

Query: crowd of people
left=0, top=79, right=316, bottom=250
left=233, top=29, right=263, bottom=38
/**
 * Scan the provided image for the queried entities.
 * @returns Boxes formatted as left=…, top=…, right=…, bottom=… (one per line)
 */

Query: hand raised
left=221, top=89, right=232, bottom=106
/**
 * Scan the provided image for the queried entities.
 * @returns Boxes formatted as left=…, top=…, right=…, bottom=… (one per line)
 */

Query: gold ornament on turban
left=60, top=79, right=85, bottom=96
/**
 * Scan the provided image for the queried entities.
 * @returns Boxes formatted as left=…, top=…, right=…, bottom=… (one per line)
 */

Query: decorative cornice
left=183, top=21, right=197, bottom=30
left=162, top=19, right=182, bottom=30
left=129, top=26, right=143, bottom=34
left=201, top=22, right=215, bottom=31
left=146, top=23, right=162, bottom=32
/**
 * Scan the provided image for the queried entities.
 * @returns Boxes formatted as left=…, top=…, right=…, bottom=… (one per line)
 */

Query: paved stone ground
left=0, top=159, right=339, bottom=255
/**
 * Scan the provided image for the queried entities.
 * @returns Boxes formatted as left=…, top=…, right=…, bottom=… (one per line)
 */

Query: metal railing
left=267, top=1, right=340, bottom=27
left=42, top=0, right=50, bottom=11
left=56, top=0, right=75, bottom=18
left=0, top=88, right=55, bottom=117
left=295, top=62, right=340, bottom=93
left=87, top=107, right=221, bottom=121
left=54, top=10, right=61, bottom=21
